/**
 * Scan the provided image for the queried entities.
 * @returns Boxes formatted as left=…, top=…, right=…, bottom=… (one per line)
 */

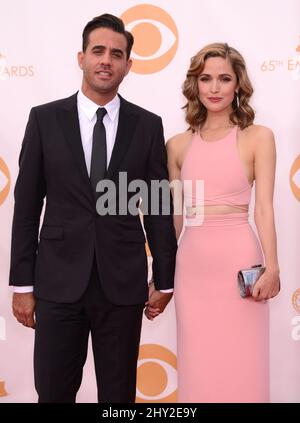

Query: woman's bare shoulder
left=242, top=125, right=276, bottom=158
left=166, top=129, right=193, bottom=152
left=243, top=124, right=274, bottom=140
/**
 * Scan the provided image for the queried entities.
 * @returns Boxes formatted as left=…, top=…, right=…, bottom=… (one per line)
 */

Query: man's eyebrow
left=91, top=45, right=125, bottom=55
left=91, top=45, right=105, bottom=51
left=111, top=48, right=124, bottom=55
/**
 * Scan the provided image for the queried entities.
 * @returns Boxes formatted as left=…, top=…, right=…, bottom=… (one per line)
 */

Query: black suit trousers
left=34, top=261, right=144, bottom=403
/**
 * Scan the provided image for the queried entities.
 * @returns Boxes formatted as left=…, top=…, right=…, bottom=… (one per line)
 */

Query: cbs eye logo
left=292, top=288, right=300, bottom=313
left=145, top=241, right=151, bottom=257
left=0, top=157, right=10, bottom=206
left=136, top=344, right=177, bottom=402
left=121, top=4, right=178, bottom=74
left=0, top=380, right=8, bottom=397
left=290, top=155, right=300, bottom=202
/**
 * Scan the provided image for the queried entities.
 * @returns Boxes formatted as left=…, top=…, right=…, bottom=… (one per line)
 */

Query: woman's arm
left=166, top=136, right=184, bottom=241
left=252, top=126, right=280, bottom=300
left=144, top=135, right=183, bottom=321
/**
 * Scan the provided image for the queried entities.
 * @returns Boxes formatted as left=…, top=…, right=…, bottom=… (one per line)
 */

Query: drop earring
left=235, top=91, right=240, bottom=108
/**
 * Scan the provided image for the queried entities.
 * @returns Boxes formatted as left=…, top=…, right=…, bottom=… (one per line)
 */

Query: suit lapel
left=57, top=94, right=93, bottom=197
left=57, top=93, right=138, bottom=194
left=106, top=96, right=139, bottom=179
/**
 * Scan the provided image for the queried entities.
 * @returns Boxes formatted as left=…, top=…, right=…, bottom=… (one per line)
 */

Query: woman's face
left=197, top=56, right=238, bottom=112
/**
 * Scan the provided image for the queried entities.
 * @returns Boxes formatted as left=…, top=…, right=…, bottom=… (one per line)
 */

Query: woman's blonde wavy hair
left=183, top=43, right=255, bottom=131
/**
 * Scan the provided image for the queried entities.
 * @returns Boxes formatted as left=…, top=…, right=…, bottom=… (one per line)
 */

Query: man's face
left=78, top=27, right=132, bottom=102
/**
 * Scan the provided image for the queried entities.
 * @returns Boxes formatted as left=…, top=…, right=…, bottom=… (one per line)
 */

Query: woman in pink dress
left=167, top=43, right=280, bottom=402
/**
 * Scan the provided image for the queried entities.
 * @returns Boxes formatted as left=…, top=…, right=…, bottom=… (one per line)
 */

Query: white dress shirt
left=13, top=90, right=172, bottom=294
left=77, top=89, right=120, bottom=175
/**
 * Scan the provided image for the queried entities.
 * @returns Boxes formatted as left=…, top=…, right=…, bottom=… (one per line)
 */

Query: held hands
left=12, top=292, right=36, bottom=329
left=144, top=281, right=173, bottom=321
left=252, top=268, right=280, bottom=301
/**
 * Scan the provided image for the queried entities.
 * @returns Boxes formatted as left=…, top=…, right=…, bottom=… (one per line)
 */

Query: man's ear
left=77, top=51, right=84, bottom=70
left=125, top=59, right=132, bottom=75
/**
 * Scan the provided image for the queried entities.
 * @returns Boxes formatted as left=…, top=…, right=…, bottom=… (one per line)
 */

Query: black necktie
left=90, top=107, right=107, bottom=194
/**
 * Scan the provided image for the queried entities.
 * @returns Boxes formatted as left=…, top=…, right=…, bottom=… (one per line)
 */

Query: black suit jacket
left=9, top=93, right=177, bottom=305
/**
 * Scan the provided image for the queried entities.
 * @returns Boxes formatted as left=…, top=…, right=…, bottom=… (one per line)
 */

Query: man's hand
left=144, top=282, right=160, bottom=320
left=12, top=292, right=36, bottom=329
left=144, top=282, right=173, bottom=320
left=149, top=290, right=173, bottom=312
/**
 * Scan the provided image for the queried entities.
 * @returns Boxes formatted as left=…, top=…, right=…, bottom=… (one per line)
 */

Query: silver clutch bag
left=237, top=265, right=265, bottom=298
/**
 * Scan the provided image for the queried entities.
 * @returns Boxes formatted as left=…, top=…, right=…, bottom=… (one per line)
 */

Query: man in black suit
left=9, top=14, right=177, bottom=403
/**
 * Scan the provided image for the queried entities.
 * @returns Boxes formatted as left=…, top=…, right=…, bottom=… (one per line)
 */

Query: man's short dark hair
left=82, top=13, right=134, bottom=59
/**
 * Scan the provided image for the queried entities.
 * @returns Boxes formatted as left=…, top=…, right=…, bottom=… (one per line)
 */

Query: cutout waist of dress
left=185, top=206, right=249, bottom=227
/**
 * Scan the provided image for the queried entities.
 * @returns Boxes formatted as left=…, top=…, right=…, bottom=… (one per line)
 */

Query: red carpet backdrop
left=0, top=0, right=299, bottom=402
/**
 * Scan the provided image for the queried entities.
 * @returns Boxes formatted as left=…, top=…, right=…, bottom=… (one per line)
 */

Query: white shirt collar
left=77, top=89, right=120, bottom=122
